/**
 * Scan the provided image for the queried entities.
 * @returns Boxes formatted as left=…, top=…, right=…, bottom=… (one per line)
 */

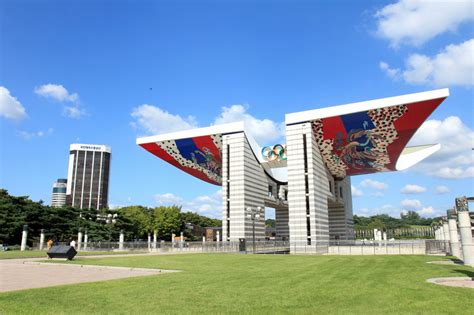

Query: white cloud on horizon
left=400, top=184, right=427, bottom=194
left=380, top=39, right=474, bottom=87
left=154, top=190, right=222, bottom=219
left=360, top=179, right=388, bottom=190
left=401, top=198, right=422, bottom=210
left=374, top=0, right=474, bottom=47
left=408, top=116, right=474, bottom=179
left=0, top=86, right=27, bottom=120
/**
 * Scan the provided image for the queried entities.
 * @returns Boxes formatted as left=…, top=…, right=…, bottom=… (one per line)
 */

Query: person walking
left=70, top=239, right=76, bottom=248
left=47, top=239, right=53, bottom=249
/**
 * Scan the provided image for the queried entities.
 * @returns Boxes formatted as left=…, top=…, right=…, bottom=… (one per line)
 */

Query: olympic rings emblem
left=261, top=144, right=287, bottom=161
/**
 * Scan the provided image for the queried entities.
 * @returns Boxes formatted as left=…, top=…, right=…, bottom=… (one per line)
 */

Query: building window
left=268, top=185, right=273, bottom=197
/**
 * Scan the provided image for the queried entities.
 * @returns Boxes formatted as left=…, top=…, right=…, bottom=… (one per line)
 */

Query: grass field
left=0, top=250, right=147, bottom=259
left=0, top=254, right=473, bottom=314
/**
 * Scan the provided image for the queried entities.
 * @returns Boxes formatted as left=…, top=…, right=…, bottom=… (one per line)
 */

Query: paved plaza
left=0, top=256, right=177, bottom=292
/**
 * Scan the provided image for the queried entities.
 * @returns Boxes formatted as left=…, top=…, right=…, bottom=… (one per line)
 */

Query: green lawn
left=0, top=254, right=472, bottom=314
left=0, top=250, right=146, bottom=259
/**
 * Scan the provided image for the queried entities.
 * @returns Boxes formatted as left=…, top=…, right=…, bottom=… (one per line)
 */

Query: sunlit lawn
left=0, top=254, right=472, bottom=314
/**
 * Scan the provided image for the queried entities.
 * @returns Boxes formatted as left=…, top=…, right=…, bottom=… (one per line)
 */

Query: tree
left=153, top=206, right=182, bottom=240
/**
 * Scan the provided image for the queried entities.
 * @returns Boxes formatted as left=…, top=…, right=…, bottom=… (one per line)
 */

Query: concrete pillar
left=147, top=233, right=151, bottom=251
left=180, top=231, right=184, bottom=249
left=119, top=230, right=124, bottom=250
left=20, top=225, right=28, bottom=251
left=172, top=233, right=175, bottom=249
left=84, top=230, right=88, bottom=250
left=153, top=231, right=157, bottom=250
left=39, top=229, right=45, bottom=250
left=286, top=123, right=330, bottom=253
left=202, top=236, right=206, bottom=243
left=216, top=231, right=220, bottom=243
left=456, top=197, right=474, bottom=267
left=222, top=132, right=267, bottom=242
left=447, top=209, right=461, bottom=259
left=77, top=228, right=83, bottom=251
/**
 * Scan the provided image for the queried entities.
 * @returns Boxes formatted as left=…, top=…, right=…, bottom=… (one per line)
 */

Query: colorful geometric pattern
left=140, top=134, right=223, bottom=185
left=311, top=98, right=446, bottom=178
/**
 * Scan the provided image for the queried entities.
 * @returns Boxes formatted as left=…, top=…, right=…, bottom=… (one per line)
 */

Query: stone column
left=456, top=197, right=474, bottom=267
left=119, top=230, right=124, bottom=250
left=172, top=233, right=175, bottom=249
left=447, top=209, right=461, bottom=259
left=84, top=229, right=88, bottom=250
left=180, top=231, right=184, bottom=249
left=20, top=225, right=28, bottom=251
left=153, top=231, right=157, bottom=250
left=39, top=229, right=45, bottom=250
left=442, top=220, right=450, bottom=254
left=216, top=231, right=220, bottom=243
left=147, top=233, right=151, bottom=251
left=77, top=228, right=83, bottom=250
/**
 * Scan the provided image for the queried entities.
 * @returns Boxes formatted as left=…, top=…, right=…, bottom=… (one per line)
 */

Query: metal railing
left=32, top=239, right=451, bottom=256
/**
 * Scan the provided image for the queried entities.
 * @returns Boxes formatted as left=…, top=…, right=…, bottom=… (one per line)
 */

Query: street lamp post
left=246, top=206, right=264, bottom=254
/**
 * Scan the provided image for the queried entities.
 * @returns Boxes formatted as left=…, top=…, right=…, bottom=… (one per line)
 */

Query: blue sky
left=1, top=0, right=473, bottom=219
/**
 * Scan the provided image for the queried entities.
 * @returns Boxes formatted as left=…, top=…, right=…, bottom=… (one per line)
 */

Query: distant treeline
left=0, top=189, right=221, bottom=246
left=354, top=212, right=440, bottom=230
left=267, top=212, right=439, bottom=231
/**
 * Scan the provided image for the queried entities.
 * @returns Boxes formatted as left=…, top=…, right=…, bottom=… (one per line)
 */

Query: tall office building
left=66, top=144, right=111, bottom=209
left=51, top=178, right=67, bottom=207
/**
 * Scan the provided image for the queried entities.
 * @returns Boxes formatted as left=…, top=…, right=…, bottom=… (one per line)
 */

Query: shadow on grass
left=449, top=258, right=464, bottom=264
left=453, top=269, right=474, bottom=278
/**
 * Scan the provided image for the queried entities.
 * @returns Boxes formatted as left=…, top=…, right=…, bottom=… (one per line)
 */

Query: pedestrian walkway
left=0, top=255, right=179, bottom=292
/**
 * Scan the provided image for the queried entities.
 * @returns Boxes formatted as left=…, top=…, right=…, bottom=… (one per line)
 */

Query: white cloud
left=408, top=116, right=474, bottom=179
left=131, top=103, right=283, bottom=145
left=355, top=204, right=400, bottom=217
left=417, top=206, right=435, bottom=217
left=360, top=179, right=388, bottom=190
left=400, top=184, right=427, bottom=194
left=213, top=104, right=283, bottom=144
left=401, top=199, right=422, bottom=210
left=375, top=0, right=474, bottom=47
left=18, top=128, right=53, bottom=140
left=154, top=190, right=222, bottom=218
left=435, top=185, right=450, bottom=194
left=154, top=193, right=184, bottom=205
left=131, top=104, right=198, bottom=135
left=63, top=105, right=86, bottom=119
left=380, top=39, right=474, bottom=87
left=0, top=86, right=27, bottom=120
left=351, top=185, right=363, bottom=197
left=379, top=61, right=400, bottom=79
left=371, top=192, right=385, bottom=198
left=34, top=83, right=86, bottom=118
left=34, top=84, right=78, bottom=102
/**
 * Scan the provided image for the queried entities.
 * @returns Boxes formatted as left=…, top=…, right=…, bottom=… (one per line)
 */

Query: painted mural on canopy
left=311, top=98, right=445, bottom=178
